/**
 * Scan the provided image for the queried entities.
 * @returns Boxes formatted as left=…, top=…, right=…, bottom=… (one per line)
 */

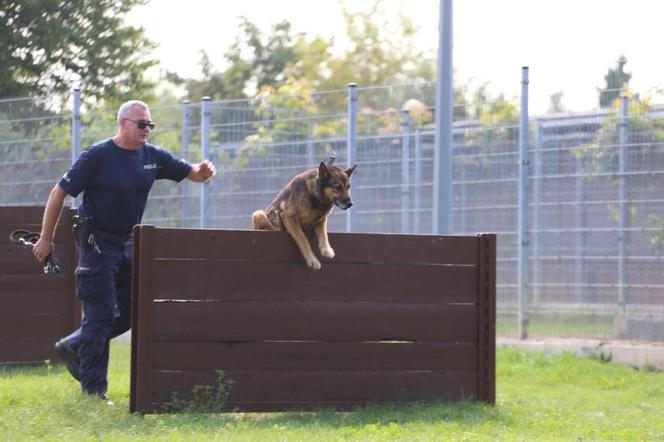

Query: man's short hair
left=117, top=100, right=149, bottom=123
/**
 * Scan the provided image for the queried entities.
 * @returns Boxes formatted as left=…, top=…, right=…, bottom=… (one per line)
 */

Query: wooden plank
left=151, top=341, right=478, bottom=372
left=148, top=370, right=479, bottom=406
left=0, top=248, right=64, bottom=274
left=150, top=260, right=478, bottom=303
left=147, top=228, right=479, bottom=265
left=0, top=313, right=68, bottom=338
left=0, top=290, right=71, bottom=314
left=477, top=233, right=496, bottom=404
left=149, top=401, right=465, bottom=413
left=151, top=301, right=477, bottom=342
left=0, top=273, right=70, bottom=291
left=0, top=232, right=71, bottom=247
left=0, top=337, right=58, bottom=363
left=0, top=206, right=79, bottom=364
left=0, top=205, right=74, bottom=246
left=0, top=206, right=45, bottom=226
left=131, top=225, right=155, bottom=413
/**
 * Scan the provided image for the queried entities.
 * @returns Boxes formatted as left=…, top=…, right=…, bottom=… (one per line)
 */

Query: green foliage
left=1, top=0, right=157, bottom=104
left=573, top=95, right=664, bottom=251
left=573, top=96, right=663, bottom=181
left=171, top=0, right=439, bottom=105
left=461, top=90, right=519, bottom=166
left=599, top=55, right=631, bottom=108
left=167, top=18, right=332, bottom=102
left=319, top=0, right=435, bottom=90
left=161, top=370, right=234, bottom=414
left=646, top=214, right=664, bottom=251
left=234, top=78, right=342, bottom=168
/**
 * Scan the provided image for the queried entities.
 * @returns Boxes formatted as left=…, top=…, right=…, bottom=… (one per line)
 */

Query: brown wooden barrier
left=130, top=226, right=496, bottom=413
left=0, top=206, right=79, bottom=364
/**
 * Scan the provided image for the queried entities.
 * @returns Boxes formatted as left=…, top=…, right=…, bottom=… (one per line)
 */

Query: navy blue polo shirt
left=59, top=138, right=191, bottom=234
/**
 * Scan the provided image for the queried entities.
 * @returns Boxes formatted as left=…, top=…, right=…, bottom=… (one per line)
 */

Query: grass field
left=497, top=312, right=615, bottom=339
left=1, top=343, right=662, bottom=441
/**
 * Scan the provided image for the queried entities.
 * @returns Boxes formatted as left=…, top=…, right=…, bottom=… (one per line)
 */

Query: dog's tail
left=252, top=210, right=279, bottom=231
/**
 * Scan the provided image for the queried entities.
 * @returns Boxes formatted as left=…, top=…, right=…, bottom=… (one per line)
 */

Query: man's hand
left=33, top=236, right=54, bottom=263
left=187, top=159, right=217, bottom=183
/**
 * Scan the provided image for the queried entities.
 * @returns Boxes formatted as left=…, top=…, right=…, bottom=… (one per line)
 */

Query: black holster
left=72, top=215, right=94, bottom=250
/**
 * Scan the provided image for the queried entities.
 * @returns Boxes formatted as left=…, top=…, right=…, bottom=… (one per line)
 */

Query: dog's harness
left=266, top=209, right=284, bottom=230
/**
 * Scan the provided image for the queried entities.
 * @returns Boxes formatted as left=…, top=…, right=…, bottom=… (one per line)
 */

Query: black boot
left=54, top=338, right=80, bottom=381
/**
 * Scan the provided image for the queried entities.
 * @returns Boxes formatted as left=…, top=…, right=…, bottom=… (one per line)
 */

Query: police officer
left=32, top=100, right=216, bottom=403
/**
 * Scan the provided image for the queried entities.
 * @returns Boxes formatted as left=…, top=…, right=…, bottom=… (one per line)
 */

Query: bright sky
left=127, top=0, right=663, bottom=115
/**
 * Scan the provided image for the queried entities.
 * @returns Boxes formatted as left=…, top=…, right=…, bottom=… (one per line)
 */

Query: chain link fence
left=2, top=81, right=663, bottom=341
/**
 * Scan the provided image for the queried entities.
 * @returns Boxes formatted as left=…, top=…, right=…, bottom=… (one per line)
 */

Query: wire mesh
left=1, top=84, right=663, bottom=341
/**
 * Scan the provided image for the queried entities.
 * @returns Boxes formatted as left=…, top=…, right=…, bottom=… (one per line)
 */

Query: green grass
left=1, top=343, right=662, bottom=441
left=497, top=312, right=615, bottom=338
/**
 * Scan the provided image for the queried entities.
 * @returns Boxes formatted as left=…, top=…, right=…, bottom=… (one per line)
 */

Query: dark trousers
left=63, top=237, right=133, bottom=395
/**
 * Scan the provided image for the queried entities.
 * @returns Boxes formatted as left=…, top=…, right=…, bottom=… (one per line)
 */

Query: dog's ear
left=345, top=164, right=357, bottom=178
left=318, top=162, right=330, bottom=180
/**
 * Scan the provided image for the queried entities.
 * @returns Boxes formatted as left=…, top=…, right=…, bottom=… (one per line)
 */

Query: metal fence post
left=574, top=139, right=586, bottom=303
left=616, top=93, right=629, bottom=338
left=433, top=0, right=453, bottom=234
left=401, top=110, right=411, bottom=233
left=414, top=128, right=423, bottom=233
left=71, top=88, right=82, bottom=208
left=180, top=100, right=191, bottom=227
left=518, top=67, right=530, bottom=340
left=346, top=83, right=358, bottom=233
left=200, top=97, right=211, bottom=229
left=532, top=119, right=542, bottom=306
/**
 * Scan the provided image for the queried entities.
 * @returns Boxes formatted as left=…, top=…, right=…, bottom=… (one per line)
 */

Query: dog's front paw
left=321, top=246, right=335, bottom=259
left=307, top=256, right=322, bottom=270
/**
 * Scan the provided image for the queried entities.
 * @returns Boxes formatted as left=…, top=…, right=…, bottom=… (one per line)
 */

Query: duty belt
left=94, top=228, right=133, bottom=246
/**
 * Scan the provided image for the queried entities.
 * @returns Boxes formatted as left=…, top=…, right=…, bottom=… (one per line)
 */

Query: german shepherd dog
left=252, top=154, right=357, bottom=270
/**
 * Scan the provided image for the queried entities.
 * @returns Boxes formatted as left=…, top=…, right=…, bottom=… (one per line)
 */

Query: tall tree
left=320, top=0, right=435, bottom=90
left=0, top=0, right=156, bottom=102
left=599, top=55, right=631, bottom=108
left=167, top=18, right=333, bottom=101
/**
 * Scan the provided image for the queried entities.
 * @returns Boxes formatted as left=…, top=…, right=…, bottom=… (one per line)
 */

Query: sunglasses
left=125, top=118, right=155, bottom=130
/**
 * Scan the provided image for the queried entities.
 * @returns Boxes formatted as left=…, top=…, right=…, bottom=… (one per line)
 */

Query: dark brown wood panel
left=477, top=233, right=497, bottom=404
left=0, top=248, right=62, bottom=274
left=130, top=226, right=496, bottom=413
left=150, top=259, right=478, bottom=303
left=151, top=341, right=478, bottom=372
left=149, top=229, right=479, bottom=265
left=151, top=301, right=478, bottom=343
left=0, top=289, right=71, bottom=314
left=0, top=337, right=59, bottom=363
left=1, top=225, right=73, bottom=246
left=0, top=313, right=67, bottom=338
left=150, top=401, right=459, bottom=413
left=0, top=206, right=47, bottom=226
left=0, top=206, right=79, bottom=364
left=0, top=273, right=71, bottom=291
left=131, top=225, right=155, bottom=413
left=149, top=370, right=479, bottom=406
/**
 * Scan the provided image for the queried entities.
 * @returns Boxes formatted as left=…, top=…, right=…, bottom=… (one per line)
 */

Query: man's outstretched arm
left=186, top=159, right=216, bottom=183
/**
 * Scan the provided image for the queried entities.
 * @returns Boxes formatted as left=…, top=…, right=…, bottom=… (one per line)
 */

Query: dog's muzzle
left=335, top=199, right=353, bottom=210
